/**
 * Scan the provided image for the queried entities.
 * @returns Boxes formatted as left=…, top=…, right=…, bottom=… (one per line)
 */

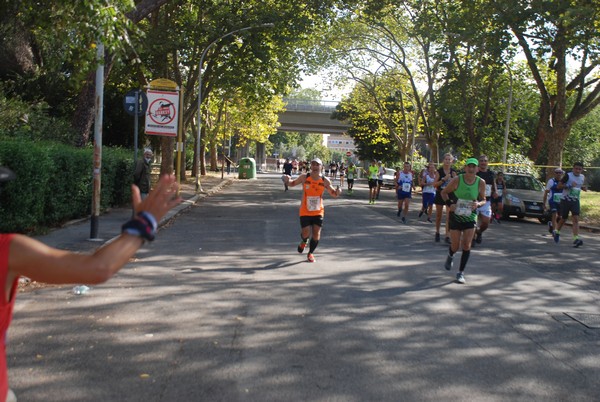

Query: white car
left=381, top=168, right=397, bottom=189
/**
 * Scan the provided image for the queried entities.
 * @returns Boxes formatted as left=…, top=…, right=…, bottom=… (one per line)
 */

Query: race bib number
left=424, top=185, right=434, bottom=193
left=402, top=182, right=411, bottom=192
left=307, top=196, right=321, bottom=211
left=348, top=173, right=354, bottom=180
left=455, top=199, right=473, bottom=216
left=553, top=193, right=562, bottom=203
left=569, top=187, right=581, bottom=199
left=485, top=184, right=492, bottom=197
left=496, top=189, right=503, bottom=196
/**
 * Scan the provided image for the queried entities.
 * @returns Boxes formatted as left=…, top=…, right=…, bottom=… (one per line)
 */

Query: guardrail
left=283, top=98, right=339, bottom=112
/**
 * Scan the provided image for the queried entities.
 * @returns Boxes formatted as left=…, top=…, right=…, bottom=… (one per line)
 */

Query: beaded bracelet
left=121, top=212, right=157, bottom=241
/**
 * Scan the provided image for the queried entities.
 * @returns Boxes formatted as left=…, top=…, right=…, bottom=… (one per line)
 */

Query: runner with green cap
left=440, top=158, right=486, bottom=284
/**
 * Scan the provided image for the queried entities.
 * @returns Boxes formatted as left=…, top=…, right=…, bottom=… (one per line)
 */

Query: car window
left=505, top=175, right=543, bottom=191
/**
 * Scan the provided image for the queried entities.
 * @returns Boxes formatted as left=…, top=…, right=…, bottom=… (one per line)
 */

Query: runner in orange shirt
left=283, top=158, right=341, bottom=262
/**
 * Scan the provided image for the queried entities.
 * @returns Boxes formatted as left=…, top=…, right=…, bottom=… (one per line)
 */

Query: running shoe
left=397, top=209, right=401, bottom=217
left=297, top=239, right=309, bottom=253
left=475, top=231, right=483, bottom=244
left=307, top=253, right=316, bottom=262
left=427, top=217, right=433, bottom=223
left=547, top=221, right=553, bottom=234
left=445, top=255, right=453, bottom=271
left=445, top=237, right=451, bottom=244
left=574, top=239, right=583, bottom=248
left=435, top=232, right=441, bottom=242
left=456, top=272, right=466, bottom=284
left=418, top=210, right=424, bottom=218
left=553, top=231, right=560, bottom=244
left=401, top=217, right=406, bottom=224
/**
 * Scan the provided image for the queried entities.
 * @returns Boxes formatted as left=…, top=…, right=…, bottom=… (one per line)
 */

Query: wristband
left=445, top=198, right=453, bottom=206
left=122, top=212, right=157, bottom=241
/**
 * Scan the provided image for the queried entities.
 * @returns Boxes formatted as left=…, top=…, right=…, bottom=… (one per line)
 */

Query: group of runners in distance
left=282, top=156, right=587, bottom=284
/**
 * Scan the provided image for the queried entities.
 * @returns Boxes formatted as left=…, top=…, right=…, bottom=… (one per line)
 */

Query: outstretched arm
left=8, top=174, right=181, bottom=286
left=284, top=173, right=306, bottom=188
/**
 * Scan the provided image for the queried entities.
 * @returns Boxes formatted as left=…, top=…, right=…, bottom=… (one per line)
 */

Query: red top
left=0, top=234, right=17, bottom=401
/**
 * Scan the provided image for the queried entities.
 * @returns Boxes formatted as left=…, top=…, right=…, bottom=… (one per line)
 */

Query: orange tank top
left=299, top=174, right=325, bottom=216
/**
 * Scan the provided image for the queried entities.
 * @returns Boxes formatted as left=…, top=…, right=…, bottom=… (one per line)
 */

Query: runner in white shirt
left=554, top=162, right=587, bottom=247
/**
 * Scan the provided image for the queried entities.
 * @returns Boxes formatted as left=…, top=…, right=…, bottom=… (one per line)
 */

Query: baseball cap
left=0, top=167, right=16, bottom=182
left=554, top=168, right=564, bottom=173
left=311, top=158, right=322, bottom=165
left=465, top=158, right=479, bottom=166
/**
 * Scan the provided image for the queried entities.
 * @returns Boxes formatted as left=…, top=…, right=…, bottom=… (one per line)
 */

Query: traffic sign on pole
left=123, top=90, right=148, bottom=116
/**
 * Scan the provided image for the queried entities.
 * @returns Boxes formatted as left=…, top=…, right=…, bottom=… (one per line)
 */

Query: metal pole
left=176, top=87, right=184, bottom=195
left=134, top=89, right=139, bottom=161
left=90, top=41, right=104, bottom=239
left=502, top=63, right=513, bottom=172
left=195, top=23, right=274, bottom=192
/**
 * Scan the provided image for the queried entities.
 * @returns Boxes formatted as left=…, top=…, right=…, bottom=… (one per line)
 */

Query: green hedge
left=0, top=139, right=133, bottom=233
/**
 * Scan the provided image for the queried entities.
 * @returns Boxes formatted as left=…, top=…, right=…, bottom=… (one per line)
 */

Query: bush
left=0, top=139, right=133, bottom=233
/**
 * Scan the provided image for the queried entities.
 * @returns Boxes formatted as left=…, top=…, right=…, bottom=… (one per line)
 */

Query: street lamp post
left=502, top=62, right=513, bottom=172
left=195, top=23, right=274, bottom=192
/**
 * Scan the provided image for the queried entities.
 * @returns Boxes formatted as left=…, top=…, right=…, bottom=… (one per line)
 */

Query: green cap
left=465, top=158, right=479, bottom=166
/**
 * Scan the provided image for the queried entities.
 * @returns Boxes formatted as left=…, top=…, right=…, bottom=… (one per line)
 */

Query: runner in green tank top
left=440, top=158, right=487, bottom=284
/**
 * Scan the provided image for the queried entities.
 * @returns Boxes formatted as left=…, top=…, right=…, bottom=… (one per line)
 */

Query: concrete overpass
left=278, top=98, right=350, bottom=134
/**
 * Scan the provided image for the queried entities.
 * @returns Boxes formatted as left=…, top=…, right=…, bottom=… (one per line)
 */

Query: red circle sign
left=346, top=151, right=352, bottom=156
left=147, top=98, right=176, bottom=125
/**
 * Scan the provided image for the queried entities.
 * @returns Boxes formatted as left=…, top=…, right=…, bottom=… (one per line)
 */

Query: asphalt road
left=9, top=173, right=600, bottom=401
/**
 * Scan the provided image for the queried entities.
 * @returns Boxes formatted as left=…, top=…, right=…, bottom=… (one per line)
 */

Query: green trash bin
left=238, top=157, right=257, bottom=179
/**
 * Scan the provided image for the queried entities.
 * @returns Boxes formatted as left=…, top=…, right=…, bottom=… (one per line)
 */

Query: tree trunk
left=210, top=140, right=218, bottom=171
left=160, top=136, right=175, bottom=175
left=543, top=123, right=571, bottom=178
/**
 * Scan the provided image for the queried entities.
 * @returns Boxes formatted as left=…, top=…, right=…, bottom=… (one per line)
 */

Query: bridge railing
left=283, top=98, right=339, bottom=112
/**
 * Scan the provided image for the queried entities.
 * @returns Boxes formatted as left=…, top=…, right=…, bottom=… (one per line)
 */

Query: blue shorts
left=397, top=189, right=412, bottom=200
left=422, top=192, right=435, bottom=207
left=548, top=200, right=560, bottom=213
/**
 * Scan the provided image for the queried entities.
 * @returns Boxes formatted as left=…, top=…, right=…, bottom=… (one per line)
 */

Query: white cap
left=311, top=158, right=323, bottom=165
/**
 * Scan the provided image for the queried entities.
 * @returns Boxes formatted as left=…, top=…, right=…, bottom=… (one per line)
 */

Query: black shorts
left=449, top=215, right=476, bottom=231
left=368, top=179, right=378, bottom=189
left=560, top=199, right=580, bottom=219
left=300, top=215, right=323, bottom=228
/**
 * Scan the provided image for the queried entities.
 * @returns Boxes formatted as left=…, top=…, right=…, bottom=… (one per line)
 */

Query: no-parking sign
left=145, top=89, right=179, bottom=136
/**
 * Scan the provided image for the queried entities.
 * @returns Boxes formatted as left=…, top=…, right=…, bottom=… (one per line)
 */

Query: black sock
left=448, top=247, right=455, bottom=257
left=309, top=239, right=319, bottom=253
left=459, top=250, right=471, bottom=271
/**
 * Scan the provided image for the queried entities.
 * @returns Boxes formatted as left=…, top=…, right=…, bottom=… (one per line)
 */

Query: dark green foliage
left=0, top=139, right=132, bottom=233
